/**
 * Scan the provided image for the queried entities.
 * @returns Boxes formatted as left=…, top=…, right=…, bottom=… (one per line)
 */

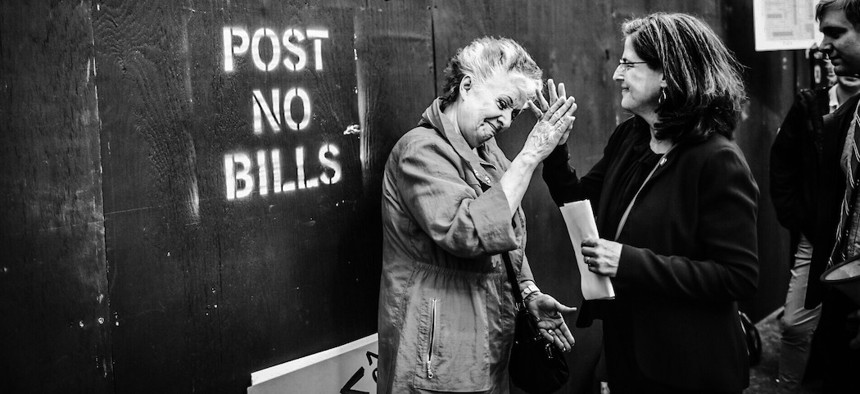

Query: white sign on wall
left=754, top=0, right=822, bottom=51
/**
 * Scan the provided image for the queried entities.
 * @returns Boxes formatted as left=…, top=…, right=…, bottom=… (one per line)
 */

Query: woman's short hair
left=816, top=0, right=860, bottom=25
left=623, top=13, right=746, bottom=142
left=439, top=37, right=542, bottom=110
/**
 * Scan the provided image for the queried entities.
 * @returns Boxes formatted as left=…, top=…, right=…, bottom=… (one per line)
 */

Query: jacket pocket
left=425, top=298, right=437, bottom=379
left=412, top=289, right=491, bottom=391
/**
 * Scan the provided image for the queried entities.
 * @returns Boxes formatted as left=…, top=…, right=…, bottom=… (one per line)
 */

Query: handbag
left=502, top=252, right=569, bottom=393
left=738, top=311, right=762, bottom=366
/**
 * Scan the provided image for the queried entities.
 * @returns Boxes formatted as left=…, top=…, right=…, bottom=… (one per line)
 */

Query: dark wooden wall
left=0, top=0, right=798, bottom=392
left=722, top=0, right=797, bottom=321
left=0, top=1, right=112, bottom=392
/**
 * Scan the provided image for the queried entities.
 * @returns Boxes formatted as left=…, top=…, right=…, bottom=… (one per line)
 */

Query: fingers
left=539, top=328, right=554, bottom=343
left=547, top=97, right=576, bottom=126
left=583, top=240, right=621, bottom=277
left=558, top=323, right=575, bottom=349
left=536, top=87, right=550, bottom=112
left=548, top=325, right=573, bottom=352
left=584, top=252, right=606, bottom=275
left=565, top=100, right=578, bottom=117
left=557, top=114, right=575, bottom=134
left=536, top=319, right=558, bottom=331
left=526, top=100, right=543, bottom=118
left=548, top=79, right=559, bottom=103
left=542, top=96, right=566, bottom=121
left=558, top=118, right=574, bottom=145
left=584, top=255, right=598, bottom=272
left=540, top=326, right=566, bottom=351
left=539, top=78, right=576, bottom=120
left=552, top=331, right=567, bottom=351
left=581, top=243, right=596, bottom=259
left=557, top=303, right=578, bottom=314
left=554, top=82, right=574, bottom=117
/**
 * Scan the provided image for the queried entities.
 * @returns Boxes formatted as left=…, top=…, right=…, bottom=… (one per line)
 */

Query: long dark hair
left=623, top=13, right=746, bottom=142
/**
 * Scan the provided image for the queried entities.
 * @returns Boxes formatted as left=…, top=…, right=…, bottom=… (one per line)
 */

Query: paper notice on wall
left=559, top=200, right=615, bottom=300
left=753, top=0, right=821, bottom=51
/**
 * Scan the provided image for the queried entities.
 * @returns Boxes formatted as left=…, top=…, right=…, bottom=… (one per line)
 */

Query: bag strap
left=501, top=252, right=525, bottom=307
left=614, top=144, right=676, bottom=241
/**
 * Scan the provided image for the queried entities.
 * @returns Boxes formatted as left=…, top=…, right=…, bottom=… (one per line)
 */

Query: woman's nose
left=500, top=110, right=513, bottom=128
left=613, top=67, right=624, bottom=81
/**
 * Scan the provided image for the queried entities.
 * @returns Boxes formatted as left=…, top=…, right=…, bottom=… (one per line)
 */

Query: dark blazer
left=543, top=117, right=759, bottom=392
left=770, top=88, right=829, bottom=251
left=804, top=93, right=860, bottom=308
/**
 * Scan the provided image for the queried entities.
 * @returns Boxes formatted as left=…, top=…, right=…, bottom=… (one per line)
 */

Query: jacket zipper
left=426, top=298, right=437, bottom=378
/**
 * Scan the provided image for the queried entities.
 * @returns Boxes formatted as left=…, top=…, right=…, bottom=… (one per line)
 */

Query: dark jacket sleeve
left=616, top=146, right=760, bottom=302
left=542, top=123, right=630, bottom=207
left=769, top=89, right=822, bottom=234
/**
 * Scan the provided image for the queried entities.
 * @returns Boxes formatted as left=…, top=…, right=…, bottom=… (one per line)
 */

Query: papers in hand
left=559, top=200, right=615, bottom=300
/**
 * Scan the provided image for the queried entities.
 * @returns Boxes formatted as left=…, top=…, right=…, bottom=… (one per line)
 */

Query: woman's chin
left=620, top=101, right=634, bottom=112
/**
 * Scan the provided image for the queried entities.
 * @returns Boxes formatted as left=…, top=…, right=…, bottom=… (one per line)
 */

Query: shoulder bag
left=502, top=252, right=569, bottom=393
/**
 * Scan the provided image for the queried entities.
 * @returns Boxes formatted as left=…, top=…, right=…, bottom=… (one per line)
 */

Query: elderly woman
left=542, top=13, right=759, bottom=393
left=377, top=37, right=577, bottom=393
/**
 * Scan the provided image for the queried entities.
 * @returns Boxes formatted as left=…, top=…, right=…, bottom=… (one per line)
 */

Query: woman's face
left=456, top=71, right=527, bottom=148
left=613, top=36, right=665, bottom=118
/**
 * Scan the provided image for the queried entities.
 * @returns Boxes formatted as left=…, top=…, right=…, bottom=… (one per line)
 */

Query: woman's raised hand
left=542, top=79, right=576, bottom=145
left=523, top=79, right=577, bottom=162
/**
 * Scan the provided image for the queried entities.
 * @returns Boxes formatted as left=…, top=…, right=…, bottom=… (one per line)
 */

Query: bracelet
left=521, top=284, right=541, bottom=303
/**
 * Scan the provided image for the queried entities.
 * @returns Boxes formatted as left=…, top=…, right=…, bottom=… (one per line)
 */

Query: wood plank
left=0, top=0, right=111, bottom=392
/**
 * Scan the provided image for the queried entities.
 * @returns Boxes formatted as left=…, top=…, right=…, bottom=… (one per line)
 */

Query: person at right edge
left=540, top=13, right=759, bottom=394
left=771, top=1, right=860, bottom=392
left=770, top=55, right=860, bottom=390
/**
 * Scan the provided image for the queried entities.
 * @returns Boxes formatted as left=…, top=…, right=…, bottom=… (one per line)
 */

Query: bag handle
left=501, top=252, right=525, bottom=307
left=614, top=145, right=675, bottom=241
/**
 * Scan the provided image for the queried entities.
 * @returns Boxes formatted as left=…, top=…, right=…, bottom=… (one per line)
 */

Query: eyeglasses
left=617, top=60, right=648, bottom=71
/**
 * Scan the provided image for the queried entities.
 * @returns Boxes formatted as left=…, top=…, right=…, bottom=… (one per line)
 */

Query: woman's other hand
left=525, top=293, right=577, bottom=352
left=581, top=238, right=622, bottom=277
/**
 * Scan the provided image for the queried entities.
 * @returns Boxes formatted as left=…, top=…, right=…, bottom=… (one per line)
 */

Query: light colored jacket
left=377, top=100, right=533, bottom=393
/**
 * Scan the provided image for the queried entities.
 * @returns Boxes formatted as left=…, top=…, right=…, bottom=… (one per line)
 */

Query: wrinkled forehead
left=479, top=70, right=540, bottom=107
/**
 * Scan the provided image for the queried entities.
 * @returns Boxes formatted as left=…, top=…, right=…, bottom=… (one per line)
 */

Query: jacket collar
left=419, top=99, right=495, bottom=186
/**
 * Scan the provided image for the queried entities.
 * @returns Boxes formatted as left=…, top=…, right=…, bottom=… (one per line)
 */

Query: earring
left=659, top=87, right=667, bottom=106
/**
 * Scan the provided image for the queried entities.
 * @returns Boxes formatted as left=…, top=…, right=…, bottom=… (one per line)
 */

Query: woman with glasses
left=541, top=13, right=758, bottom=393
